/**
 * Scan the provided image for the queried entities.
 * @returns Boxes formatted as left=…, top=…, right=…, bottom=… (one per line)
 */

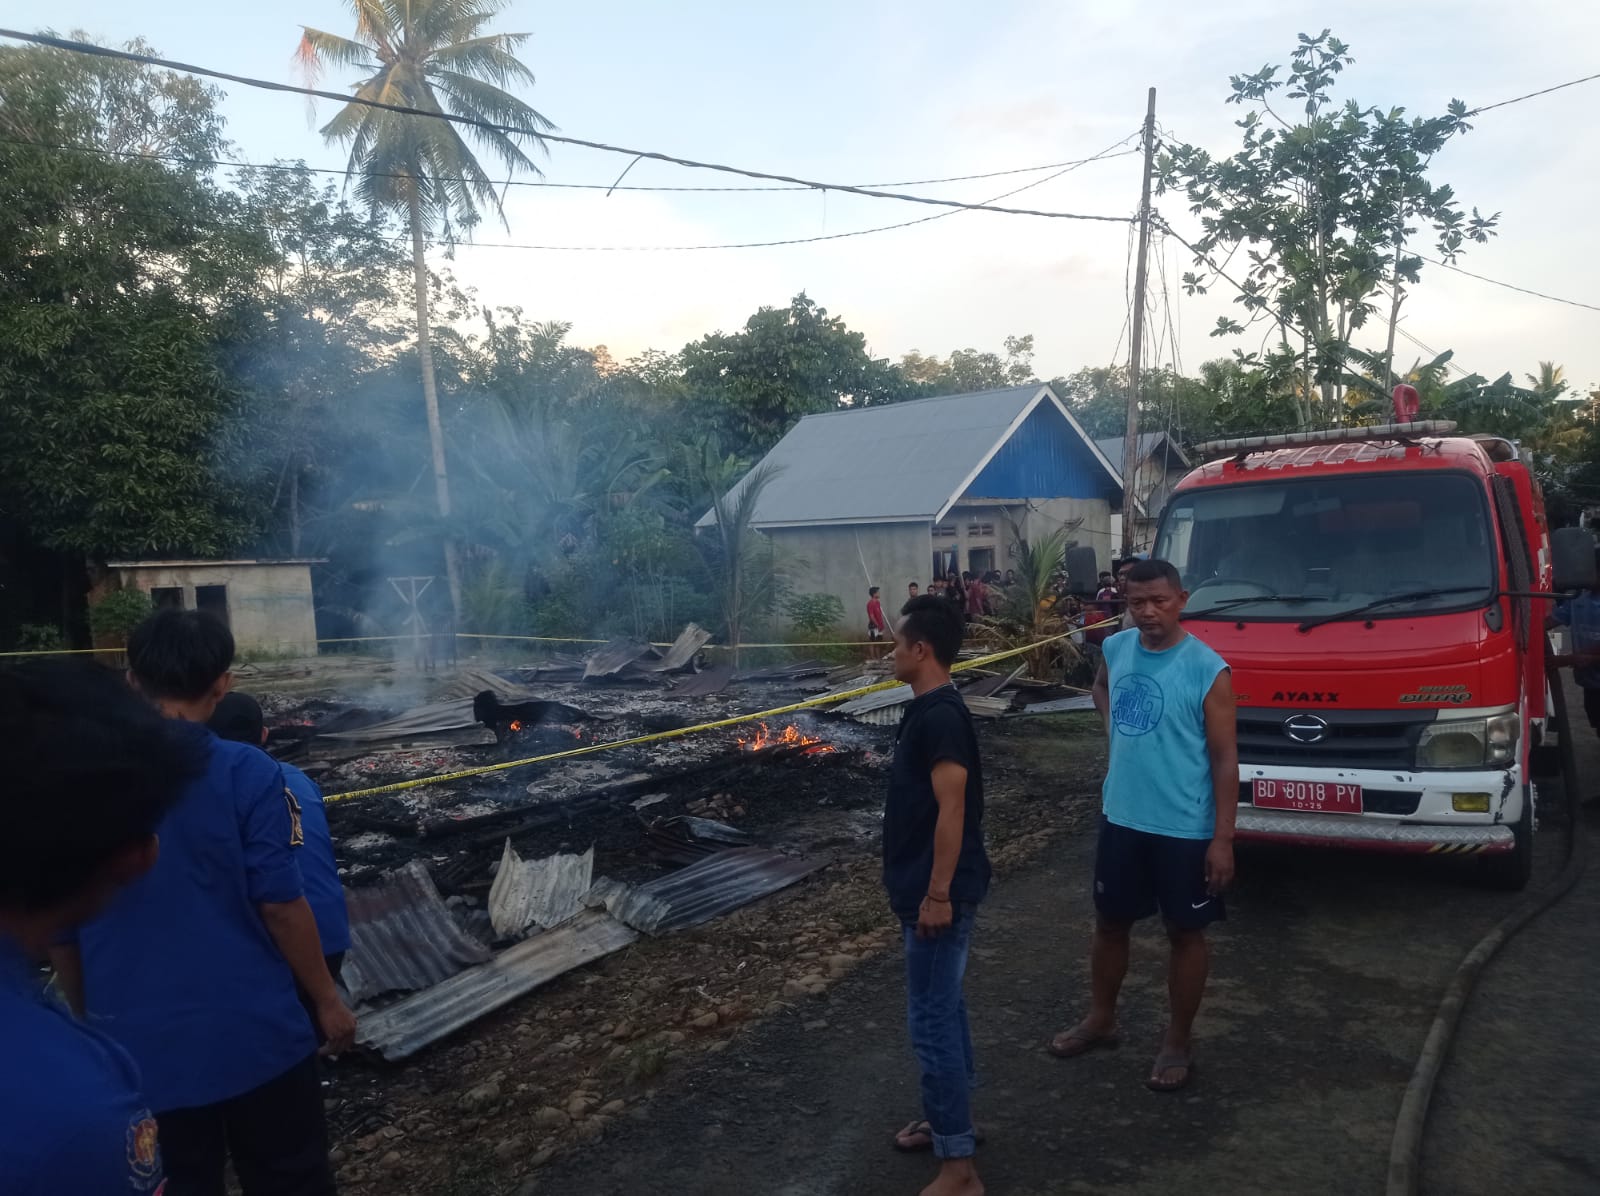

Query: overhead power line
left=0, top=29, right=1132, bottom=225
left=1469, top=70, right=1600, bottom=115
left=1418, top=255, right=1600, bottom=314
left=0, top=133, right=1139, bottom=194
left=407, top=132, right=1141, bottom=250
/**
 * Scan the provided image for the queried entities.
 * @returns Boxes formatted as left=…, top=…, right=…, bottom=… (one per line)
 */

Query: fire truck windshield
left=1157, top=471, right=1496, bottom=622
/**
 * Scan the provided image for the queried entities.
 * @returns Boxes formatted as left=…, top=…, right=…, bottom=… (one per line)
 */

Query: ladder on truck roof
left=1192, top=421, right=1459, bottom=461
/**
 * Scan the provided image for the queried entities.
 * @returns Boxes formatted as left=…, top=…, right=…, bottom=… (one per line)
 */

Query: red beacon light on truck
left=1392, top=383, right=1421, bottom=423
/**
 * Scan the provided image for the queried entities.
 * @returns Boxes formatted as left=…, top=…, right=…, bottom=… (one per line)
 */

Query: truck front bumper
left=1234, top=808, right=1515, bottom=854
left=1234, top=764, right=1523, bottom=855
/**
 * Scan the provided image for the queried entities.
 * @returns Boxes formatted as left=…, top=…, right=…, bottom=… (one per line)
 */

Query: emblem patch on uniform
left=127, top=1110, right=162, bottom=1189
left=285, top=788, right=305, bottom=847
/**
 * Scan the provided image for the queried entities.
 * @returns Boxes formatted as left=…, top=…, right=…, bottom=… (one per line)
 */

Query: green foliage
left=785, top=592, right=846, bottom=637
left=899, top=335, right=1036, bottom=395
left=680, top=294, right=913, bottom=455
left=298, top=0, right=555, bottom=238
left=1157, top=30, right=1498, bottom=423
left=15, top=624, right=65, bottom=652
left=458, top=558, right=530, bottom=635
left=0, top=38, right=274, bottom=557
left=88, top=589, right=153, bottom=642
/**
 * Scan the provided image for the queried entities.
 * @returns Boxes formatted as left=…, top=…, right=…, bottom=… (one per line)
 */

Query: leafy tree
left=1525, top=361, right=1568, bottom=402
left=1157, top=30, right=1498, bottom=424
left=298, top=0, right=556, bottom=616
left=0, top=39, right=272, bottom=564
left=679, top=293, right=910, bottom=454
left=698, top=462, right=784, bottom=660
left=228, top=165, right=414, bottom=555
left=898, top=335, right=1036, bottom=394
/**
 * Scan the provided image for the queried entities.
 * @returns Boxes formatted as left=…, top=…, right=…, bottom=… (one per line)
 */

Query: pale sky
left=9, top=0, right=1600, bottom=390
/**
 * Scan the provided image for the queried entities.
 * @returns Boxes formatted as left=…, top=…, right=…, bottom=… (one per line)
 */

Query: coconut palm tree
left=1525, top=361, right=1568, bottom=402
left=297, top=0, right=555, bottom=615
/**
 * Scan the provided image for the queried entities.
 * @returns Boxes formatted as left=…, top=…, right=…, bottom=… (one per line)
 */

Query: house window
left=195, top=584, right=230, bottom=627
left=150, top=586, right=184, bottom=611
left=965, top=523, right=995, bottom=537
left=968, top=547, right=996, bottom=575
left=932, top=524, right=958, bottom=540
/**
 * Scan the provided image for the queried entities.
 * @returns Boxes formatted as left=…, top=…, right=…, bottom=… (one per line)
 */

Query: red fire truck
left=1152, top=413, right=1594, bottom=888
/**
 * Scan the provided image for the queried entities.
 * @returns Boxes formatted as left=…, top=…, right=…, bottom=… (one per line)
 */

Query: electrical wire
left=1418, top=255, right=1600, bottom=314
left=1469, top=70, right=1600, bottom=115
left=0, top=29, right=1132, bottom=225
left=405, top=131, right=1142, bottom=251
left=0, top=132, right=1140, bottom=195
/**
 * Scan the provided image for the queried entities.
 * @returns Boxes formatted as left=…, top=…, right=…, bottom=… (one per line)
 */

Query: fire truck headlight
left=1416, top=713, right=1520, bottom=769
left=1483, top=712, right=1520, bottom=765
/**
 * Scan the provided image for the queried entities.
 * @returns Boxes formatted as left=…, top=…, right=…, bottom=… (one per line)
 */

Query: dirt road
left=527, top=734, right=1583, bottom=1194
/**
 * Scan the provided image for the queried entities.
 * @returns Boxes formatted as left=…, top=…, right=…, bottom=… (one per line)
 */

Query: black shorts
left=1093, top=817, right=1225, bottom=930
left=868, top=627, right=884, bottom=641
left=1583, top=687, right=1600, bottom=731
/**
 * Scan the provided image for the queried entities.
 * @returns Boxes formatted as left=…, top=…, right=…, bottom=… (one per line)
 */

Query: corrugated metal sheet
left=966, top=400, right=1120, bottom=503
left=647, top=623, right=712, bottom=672
left=582, top=638, right=658, bottom=679
left=589, top=847, right=826, bottom=935
left=833, top=684, right=912, bottom=715
left=488, top=841, right=595, bottom=939
left=356, top=910, right=639, bottom=1061
left=671, top=664, right=735, bottom=696
left=1015, top=694, right=1098, bottom=715
left=341, top=861, right=492, bottom=1004
left=1095, top=432, right=1191, bottom=470
left=695, top=386, right=1044, bottom=528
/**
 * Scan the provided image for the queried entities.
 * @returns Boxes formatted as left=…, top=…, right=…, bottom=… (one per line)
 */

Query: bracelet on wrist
left=925, top=894, right=950, bottom=904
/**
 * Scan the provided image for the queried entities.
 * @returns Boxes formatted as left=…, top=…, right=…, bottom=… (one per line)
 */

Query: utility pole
left=1121, top=86, right=1158, bottom=559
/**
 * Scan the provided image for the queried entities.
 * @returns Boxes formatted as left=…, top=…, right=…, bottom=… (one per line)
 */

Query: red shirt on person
left=867, top=596, right=887, bottom=632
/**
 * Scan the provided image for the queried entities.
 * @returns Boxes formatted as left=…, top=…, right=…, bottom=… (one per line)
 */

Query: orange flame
left=735, top=722, right=835, bottom=754
left=508, top=720, right=524, bottom=732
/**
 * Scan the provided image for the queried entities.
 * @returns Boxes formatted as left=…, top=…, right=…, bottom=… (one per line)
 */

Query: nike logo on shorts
left=1190, top=899, right=1210, bottom=909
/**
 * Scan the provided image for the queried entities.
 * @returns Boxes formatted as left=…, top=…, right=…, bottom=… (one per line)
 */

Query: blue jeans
left=901, top=904, right=978, bottom=1160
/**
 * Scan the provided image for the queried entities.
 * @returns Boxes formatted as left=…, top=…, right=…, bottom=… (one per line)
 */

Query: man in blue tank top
left=1048, top=559, right=1237, bottom=1092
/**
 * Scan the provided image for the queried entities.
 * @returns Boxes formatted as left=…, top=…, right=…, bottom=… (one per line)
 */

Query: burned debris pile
left=259, top=630, right=1079, bottom=1059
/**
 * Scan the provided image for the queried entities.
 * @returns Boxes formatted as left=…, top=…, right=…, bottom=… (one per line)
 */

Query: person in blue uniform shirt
left=210, top=692, right=352, bottom=1027
left=0, top=659, right=205, bottom=1194
left=51, top=610, right=356, bottom=1195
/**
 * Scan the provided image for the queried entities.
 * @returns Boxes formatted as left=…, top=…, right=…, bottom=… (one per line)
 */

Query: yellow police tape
left=323, top=618, right=1115, bottom=804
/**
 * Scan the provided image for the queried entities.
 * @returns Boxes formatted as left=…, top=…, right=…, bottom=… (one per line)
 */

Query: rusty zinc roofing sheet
left=340, top=860, right=492, bottom=1004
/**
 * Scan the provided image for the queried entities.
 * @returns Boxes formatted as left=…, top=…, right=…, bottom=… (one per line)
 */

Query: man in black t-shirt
left=884, top=596, right=989, bottom=1196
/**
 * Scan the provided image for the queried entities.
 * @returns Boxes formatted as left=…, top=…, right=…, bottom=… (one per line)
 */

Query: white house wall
left=115, top=564, right=318, bottom=655
left=765, top=522, right=931, bottom=634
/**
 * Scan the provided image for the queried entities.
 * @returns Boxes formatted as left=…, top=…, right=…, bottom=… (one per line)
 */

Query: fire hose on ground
left=1386, top=647, right=1589, bottom=1195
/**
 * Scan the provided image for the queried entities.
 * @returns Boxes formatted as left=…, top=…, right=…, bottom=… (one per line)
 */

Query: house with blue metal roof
left=696, top=384, right=1127, bottom=630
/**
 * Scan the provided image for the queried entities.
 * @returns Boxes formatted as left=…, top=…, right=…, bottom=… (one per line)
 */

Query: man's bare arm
left=259, top=897, right=356, bottom=1052
left=1092, top=659, right=1110, bottom=731
left=1203, top=669, right=1239, bottom=892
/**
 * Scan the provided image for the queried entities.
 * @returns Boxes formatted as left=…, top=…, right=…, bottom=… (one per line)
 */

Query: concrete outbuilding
left=696, top=385, right=1126, bottom=632
left=107, top=559, right=322, bottom=655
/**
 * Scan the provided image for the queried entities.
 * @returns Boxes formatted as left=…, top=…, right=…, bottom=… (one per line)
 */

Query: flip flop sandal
left=1145, top=1051, right=1196, bottom=1092
left=1047, top=1026, right=1121, bottom=1058
left=891, top=1120, right=987, bottom=1153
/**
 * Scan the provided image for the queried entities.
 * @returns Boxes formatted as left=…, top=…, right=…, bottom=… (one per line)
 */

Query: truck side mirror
left=1550, top=527, right=1597, bottom=593
left=1064, top=546, right=1101, bottom=597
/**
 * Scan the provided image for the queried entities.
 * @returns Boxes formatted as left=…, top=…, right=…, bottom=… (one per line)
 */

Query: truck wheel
left=1481, top=789, right=1534, bottom=891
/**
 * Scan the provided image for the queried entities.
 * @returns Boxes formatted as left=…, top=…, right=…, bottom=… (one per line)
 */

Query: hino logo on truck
left=1271, top=691, right=1340, bottom=703
left=1283, top=714, right=1330, bottom=744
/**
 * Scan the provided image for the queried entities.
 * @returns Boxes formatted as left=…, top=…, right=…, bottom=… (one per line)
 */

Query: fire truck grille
left=1235, top=708, right=1434, bottom=772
